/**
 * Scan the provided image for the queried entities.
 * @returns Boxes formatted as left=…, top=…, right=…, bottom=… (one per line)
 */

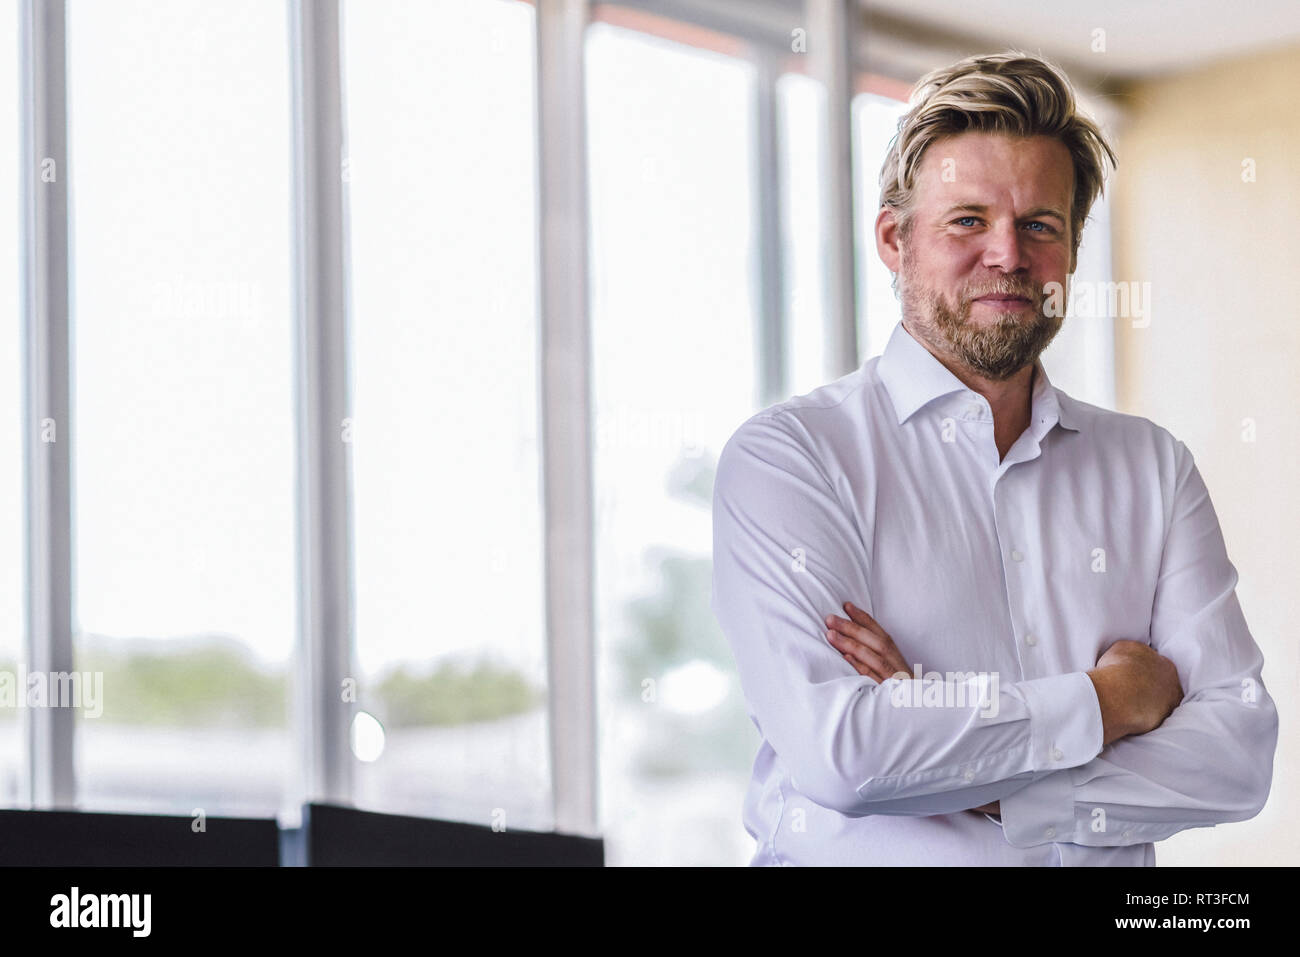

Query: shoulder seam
left=755, top=367, right=873, bottom=421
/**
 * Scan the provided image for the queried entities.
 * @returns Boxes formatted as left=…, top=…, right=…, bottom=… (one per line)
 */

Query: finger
left=842, top=602, right=890, bottom=640
left=828, top=629, right=891, bottom=679
left=826, top=631, right=873, bottom=676
left=886, top=650, right=912, bottom=677
left=844, top=604, right=912, bottom=675
left=839, top=651, right=885, bottom=682
left=837, top=644, right=905, bottom=685
left=827, top=614, right=908, bottom=674
left=839, top=605, right=904, bottom=670
left=826, top=613, right=892, bottom=654
left=841, top=652, right=888, bottom=684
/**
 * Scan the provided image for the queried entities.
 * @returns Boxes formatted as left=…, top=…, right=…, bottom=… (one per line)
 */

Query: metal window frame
left=754, top=49, right=788, bottom=408
left=535, top=0, right=598, bottom=838
left=806, top=0, right=859, bottom=377
left=288, top=0, right=355, bottom=815
left=20, top=0, right=74, bottom=810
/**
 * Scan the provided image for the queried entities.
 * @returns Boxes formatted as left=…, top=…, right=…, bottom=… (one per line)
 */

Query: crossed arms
left=710, top=413, right=1278, bottom=848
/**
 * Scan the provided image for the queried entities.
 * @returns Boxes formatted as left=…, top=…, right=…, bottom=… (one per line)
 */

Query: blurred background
left=1, top=0, right=1295, bottom=866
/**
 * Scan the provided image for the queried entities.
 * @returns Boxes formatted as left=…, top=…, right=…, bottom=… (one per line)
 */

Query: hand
left=1088, top=639, right=1184, bottom=746
left=825, top=602, right=912, bottom=684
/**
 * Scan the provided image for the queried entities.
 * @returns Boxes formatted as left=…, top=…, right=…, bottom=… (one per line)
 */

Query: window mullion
left=19, top=0, right=75, bottom=811
left=535, top=0, right=598, bottom=837
left=806, top=0, right=859, bottom=376
left=288, top=0, right=355, bottom=813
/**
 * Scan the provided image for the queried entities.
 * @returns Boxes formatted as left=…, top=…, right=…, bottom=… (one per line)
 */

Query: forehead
left=913, top=131, right=1074, bottom=210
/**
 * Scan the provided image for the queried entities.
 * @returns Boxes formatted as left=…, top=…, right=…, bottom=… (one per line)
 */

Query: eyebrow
left=940, top=203, right=1068, bottom=224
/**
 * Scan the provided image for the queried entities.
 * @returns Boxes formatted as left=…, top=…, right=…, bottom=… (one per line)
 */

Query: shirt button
left=1045, top=826, right=1056, bottom=839
left=963, top=768, right=975, bottom=782
left=1051, top=747, right=1064, bottom=761
left=1010, top=549, right=1024, bottom=562
left=1122, top=828, right=1134, bottom=840
left=1024, top=633, right=1038, bottom=646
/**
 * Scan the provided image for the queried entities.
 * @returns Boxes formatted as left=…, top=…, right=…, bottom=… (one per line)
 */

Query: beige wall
left=1110, top=44, right=1300, bottom=865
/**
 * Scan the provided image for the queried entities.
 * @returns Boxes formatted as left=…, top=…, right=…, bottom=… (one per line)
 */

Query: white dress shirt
left=711, top=319, right=1278, bottom=866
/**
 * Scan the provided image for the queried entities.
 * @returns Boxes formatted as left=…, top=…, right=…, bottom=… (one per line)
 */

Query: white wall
left=1111, top=42, right=1300, bottom=866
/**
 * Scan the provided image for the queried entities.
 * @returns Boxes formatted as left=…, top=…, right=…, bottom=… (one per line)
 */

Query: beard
left=897, top=266, right=1065, bottom=382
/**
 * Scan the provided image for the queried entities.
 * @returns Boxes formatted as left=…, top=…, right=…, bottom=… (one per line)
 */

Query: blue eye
left=951, top=216, right=1058, bottom=232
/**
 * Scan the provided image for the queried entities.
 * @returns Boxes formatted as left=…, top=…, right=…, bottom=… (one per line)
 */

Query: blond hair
left=879, top=51, right=1117, bottom=262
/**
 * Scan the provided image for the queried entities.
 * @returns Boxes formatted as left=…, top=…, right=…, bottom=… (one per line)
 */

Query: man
left=710, top=51, right=1277, bottom=866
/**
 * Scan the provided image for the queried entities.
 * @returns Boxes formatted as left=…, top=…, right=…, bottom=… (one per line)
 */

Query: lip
left=974, top=296, right=1032, bottom=309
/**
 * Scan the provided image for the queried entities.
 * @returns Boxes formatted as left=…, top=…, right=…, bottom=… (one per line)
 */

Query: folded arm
left=711, top=413, right=1106, bottom=817
left=998, top=441, right=1279, bottom=847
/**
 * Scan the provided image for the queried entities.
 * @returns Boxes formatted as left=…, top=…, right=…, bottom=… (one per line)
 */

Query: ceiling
left=603, top=0, right=1300, bottom=102
left=860, top=0, right=1300, bottom=84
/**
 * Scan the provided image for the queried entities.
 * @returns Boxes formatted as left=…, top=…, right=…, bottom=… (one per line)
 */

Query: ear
left=876, top=206, right=903, bottom=273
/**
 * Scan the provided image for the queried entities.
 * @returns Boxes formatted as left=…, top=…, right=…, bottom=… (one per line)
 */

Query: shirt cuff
left=1018, top=670, right=1105, bottom=770
left=1000, top=671, right=1105, bottom=848
left=1000, top=766, right=1075, bottom=847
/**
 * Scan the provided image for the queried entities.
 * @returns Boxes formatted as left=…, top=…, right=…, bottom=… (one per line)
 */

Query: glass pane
left=778, top=72, right=828, bottom=399
left=67, top=0, right=294, bottom=816
left=0, top=0, right=24, bottom=806
left=1040, top=91, right=1117, bottom=409
left=854, top=91, right=911, bottom=359
left=343, top=0, right=551, bottom=831
left=587, top=21, right=762, bottom=866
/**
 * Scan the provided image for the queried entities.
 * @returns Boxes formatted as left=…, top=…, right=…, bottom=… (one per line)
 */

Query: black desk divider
left=300, top=802, right=604, bottom=866
left=0, top=808, right=280, bottom=866
left=0, top=805, right=603, bottom=866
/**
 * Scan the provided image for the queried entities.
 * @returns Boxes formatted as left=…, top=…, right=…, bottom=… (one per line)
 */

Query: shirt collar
left=876, top=320, right=1081, bottom=433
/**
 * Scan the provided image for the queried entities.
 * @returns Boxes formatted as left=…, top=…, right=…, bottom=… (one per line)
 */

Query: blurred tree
left=77, top=637, right=285, bottom=728
left=372, top=658, right=541, bottom=727
left=613, top=450, right=759, bottom=779
left=1, top=639, right=542, bottom=730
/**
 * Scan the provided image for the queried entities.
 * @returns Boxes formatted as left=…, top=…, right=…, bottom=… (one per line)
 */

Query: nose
left=979, top=219, right=1031, bottom=274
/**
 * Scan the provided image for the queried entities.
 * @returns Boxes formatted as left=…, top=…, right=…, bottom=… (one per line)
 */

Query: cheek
left=914, top=240, right=982, bottom=281
left=934, top=242, right=984, bottom=275
left=1030, top=242, right=1072, bottom=273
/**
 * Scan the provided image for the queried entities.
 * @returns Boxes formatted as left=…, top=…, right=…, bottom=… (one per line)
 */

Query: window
left=13, top=3, right=1117, bottom=856
left=780, top=82, right=911, bottom=396
left=67, top=0, right=294, bottom=816
left=342, top=0, right=551, bottom=830
left=1038, top=92, right=1116, bottom=410
left=586, top=21, right=761, bottom=866
left=778, top=71, right=828, bottom=399
left=854, top=90, right=911, bottom=360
